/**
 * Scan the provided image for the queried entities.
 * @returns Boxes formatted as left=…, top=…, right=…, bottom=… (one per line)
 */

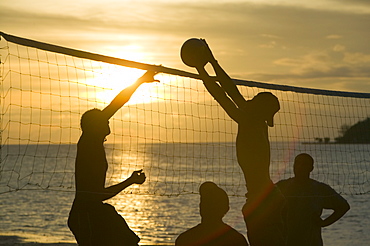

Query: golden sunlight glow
left=79, top=45, right=167, bottom=105
left=85, top=64, right=163, bottom=106
left=114, top=45, right=146, bottom=62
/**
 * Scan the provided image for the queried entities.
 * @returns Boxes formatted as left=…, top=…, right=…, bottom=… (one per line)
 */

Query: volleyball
left=180, top=38, right=209, bottom=67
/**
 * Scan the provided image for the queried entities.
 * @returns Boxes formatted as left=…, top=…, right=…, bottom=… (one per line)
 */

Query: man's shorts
left=68, top=200, right=140, bottom=246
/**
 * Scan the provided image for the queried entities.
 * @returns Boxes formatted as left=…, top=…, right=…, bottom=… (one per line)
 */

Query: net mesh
left=1, top=32, right=370, bottom=196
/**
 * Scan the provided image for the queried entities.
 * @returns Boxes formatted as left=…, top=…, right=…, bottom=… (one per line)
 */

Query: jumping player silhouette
left=193, top=40, right=285, bottom=246
left=68, top=71, right=159, bottom=246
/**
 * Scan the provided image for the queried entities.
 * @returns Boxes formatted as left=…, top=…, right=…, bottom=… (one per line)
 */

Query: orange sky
left=1, top=0, right=370, bottom=93
left=1, top=0, right=370, bottom=145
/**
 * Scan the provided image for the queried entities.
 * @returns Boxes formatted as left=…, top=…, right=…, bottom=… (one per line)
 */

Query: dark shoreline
left=0, top=235, right=173, bottom=246
left=302, top=142, right=370, bottom=144
left=0, top=235, right=76, bottom=246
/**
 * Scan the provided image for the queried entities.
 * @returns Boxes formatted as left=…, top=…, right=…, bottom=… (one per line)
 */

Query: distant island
left=335, top=117, right=370, bottom=144
left=303, top=117, right=370, bottom=144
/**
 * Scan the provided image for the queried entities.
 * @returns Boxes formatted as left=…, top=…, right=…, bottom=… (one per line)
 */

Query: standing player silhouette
left=277, top=153, right=350, bottom=246
left=68, top=71, right=159, bottom=246
left=193, top=40, right=285, bottom=246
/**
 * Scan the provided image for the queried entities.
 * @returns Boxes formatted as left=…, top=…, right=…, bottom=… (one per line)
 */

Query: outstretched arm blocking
left=196, top=66, right=240, bottom=122
left=200, top=39, right=247, bottom=108
left=102, top=71, right=159, bottom=119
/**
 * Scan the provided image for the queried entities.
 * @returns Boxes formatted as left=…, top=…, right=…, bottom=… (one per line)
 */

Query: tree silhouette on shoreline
left=335, top=117, right=370, bottom=144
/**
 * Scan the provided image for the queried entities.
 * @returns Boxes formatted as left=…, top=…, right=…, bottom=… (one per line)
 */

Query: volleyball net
left=1, top=32, right=369, bottom=196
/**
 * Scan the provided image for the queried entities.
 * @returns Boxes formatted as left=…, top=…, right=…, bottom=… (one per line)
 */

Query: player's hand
left=137, top=71, right=160, bottom=84
left=200, top=39, right=216, bottom=62
left=129, top=169, right=146, bottom=184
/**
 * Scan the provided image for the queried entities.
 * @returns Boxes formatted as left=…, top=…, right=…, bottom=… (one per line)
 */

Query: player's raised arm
left=196, top=66, right=240, bottom=123
left=200, top=39, right=247, bottom=108
left=102, top=70, right=159, bottom=120
left=180, top=38, right=241, bottom=122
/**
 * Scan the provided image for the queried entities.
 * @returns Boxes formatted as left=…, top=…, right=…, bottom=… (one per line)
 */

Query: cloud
left=275, top=47, right=370, bottom=78
left=326, top=35, right=343, bottom=39
left=343, top=52, right=370, bottom=64
left=2, top=1, right=369, bottom=93
left=259, top=41, right=277, bottom=49
left=332, top=44, right=346, bottom=52
left=243, top=45, right=370, bottom=92
left=335, top=0, right=370, bottom=8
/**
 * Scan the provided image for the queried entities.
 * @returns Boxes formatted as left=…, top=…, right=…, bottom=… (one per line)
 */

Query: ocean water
left=0, top=143, right=369, bottom=245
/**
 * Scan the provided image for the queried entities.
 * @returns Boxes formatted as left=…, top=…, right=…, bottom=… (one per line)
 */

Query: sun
left=84, top=61, right=162, bottom=106
left=80, top=45, right=171, bottom=107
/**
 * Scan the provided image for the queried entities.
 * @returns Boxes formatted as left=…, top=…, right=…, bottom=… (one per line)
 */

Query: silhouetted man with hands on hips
left=277, top=153, right=350, bottom=246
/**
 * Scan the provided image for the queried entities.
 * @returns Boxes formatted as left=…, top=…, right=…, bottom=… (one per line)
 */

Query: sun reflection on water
left=107, top=192, right=248, bottom=245
left=101, top=143, right=249, bottom=244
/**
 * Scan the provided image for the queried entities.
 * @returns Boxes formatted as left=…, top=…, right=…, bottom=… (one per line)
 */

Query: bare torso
left=75, top=135, right=108, bottom=201
left=236, top=110, right=273, bottom=196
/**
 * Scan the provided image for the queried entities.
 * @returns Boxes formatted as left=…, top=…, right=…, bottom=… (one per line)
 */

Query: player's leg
left=242, top=186, right=285, bottom=246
